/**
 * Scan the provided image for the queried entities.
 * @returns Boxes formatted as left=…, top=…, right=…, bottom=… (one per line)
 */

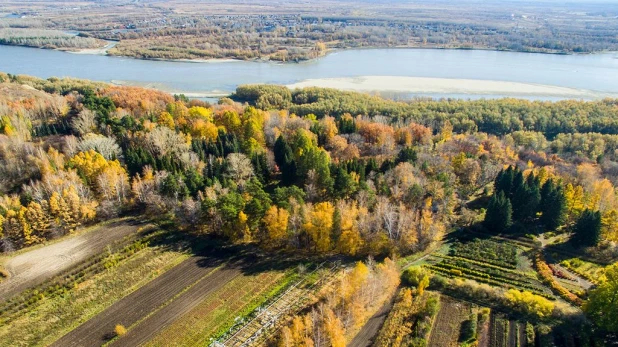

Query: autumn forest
left=0, top=72, right=617, bottom=346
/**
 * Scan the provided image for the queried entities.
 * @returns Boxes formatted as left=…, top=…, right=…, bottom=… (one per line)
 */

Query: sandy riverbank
left=67, top=41, right=118, bottom=55
left=286, top=76, right=615, bottom=99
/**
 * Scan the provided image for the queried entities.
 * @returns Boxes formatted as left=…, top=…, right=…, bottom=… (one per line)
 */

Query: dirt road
left=51, top=254, right=241, bottom=347
left=348, top=295, right=396, bottom=347
left=0, top=219, right=146, bottom=300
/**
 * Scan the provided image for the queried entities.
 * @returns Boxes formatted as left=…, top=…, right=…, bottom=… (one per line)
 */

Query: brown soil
left=109, top=265, right=242, bottom=347
left=50, top=254, right=237, bottom=347
left=508, top=320, right=518, bottom=347
left=428, top=296, right=472, bottom=347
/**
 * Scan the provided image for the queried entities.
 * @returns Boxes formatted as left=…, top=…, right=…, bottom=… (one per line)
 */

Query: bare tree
left=71, top=109, right=98, bottom=136
left=145, top=126, right=190, bottom=158
left=77, top=133, right=122, bottom=159
left=225, top=153, right=253, bottom=187
left=63, top=135, right=79, bottom=157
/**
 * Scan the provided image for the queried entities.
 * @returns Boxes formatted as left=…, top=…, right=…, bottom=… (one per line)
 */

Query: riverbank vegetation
left=1, top=0, right=617, bottom=60
left=0, top=28, right=105, bottom=50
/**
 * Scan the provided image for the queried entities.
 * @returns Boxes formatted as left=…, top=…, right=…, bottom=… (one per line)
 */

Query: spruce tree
left=484, top=191, right=513, bottom=233
left=511, top=170, right=525, bottom=198
left=572, top=209, right=602, bottom=247
left=512, top=184, right=540, bottom=222
left=274, top=135, right=297, bottom=185
left=495, top=166, right=514, bottom=195
left=540, top=184, right=567, bottom=230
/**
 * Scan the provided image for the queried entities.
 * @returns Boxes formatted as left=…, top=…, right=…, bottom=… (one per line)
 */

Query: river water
left=0, top=45, right=617, bottom=100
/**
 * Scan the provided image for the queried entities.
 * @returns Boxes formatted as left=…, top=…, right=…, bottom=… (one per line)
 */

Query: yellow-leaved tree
left=302, top=202, right=334, bottom=252
left=262, top=205, right=289, bottom=247
left=336, top=201, right=364, bottom=256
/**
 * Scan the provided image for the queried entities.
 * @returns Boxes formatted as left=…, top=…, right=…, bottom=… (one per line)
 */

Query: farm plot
left=0, top=237, right=189, bottom=347
left=222, top=263, right=340, bottom=347
left=488, top=313, right=508, bottom=347
left=0, top=218, right=147, bottom=300
left=558, top=257, right=606, bottom=285
left=427, top=295, right=474, bottom=347
left=426, top=239, right=552, bottom=298
left=373, top=289, right=441, bottom=347
left=50, top=252, right=232, bottom=347
left=487, top=315, right=528, bottom=347
left=140, top=267, right=292, bottom=347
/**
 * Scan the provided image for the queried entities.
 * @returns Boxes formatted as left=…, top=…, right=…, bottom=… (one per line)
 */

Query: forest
left=1, top=0, right=618, bottom=61
left=0, top=72, right=617, bottom=344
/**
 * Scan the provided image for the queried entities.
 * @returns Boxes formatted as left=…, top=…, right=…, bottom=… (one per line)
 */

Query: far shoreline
left=3, top=42, right=616, bottom=65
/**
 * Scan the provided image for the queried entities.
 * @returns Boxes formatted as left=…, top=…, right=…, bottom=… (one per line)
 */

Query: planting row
left=374, top=289, right=441, bottom=347
left=143, top=269, right=291, bottom=346
left=0, top=245, right=188, bottom=347
left=432, top=254, right=533, bottom=278
left=431, top=256, right=542, bottom=287
left=0, top=230, right=159, bottom=324
left=426, top=264, right=552, bottom=299
left=450, top=239, right=519, bottom=270
left=534, top=254, right=583, bottom=305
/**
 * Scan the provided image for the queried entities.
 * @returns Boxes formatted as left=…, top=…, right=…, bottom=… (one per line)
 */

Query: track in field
left=51, top=253, right=238, bottom=347
left=348, top=295, right=396, bottom=347
left=0, top=218, right=146, bottom=301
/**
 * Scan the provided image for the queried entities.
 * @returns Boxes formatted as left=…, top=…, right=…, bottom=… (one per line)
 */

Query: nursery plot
left=488, top=313, right=509, bottom=347
left=0, top=218, right=147, bottom=300
left=450, top=239, right=519, bottom=269
left=426, top=238, right=553, bottom=298
left=0, top=242, right=188, bottom=347
left=427, top=296, right=473, bottom=347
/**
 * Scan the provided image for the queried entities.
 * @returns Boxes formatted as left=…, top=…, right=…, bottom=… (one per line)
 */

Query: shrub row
left=437, top=257, right=536, bottom=284
left=0, top=232, right=159, bottom=323
left=426, top=265, right=552, bottom=299
left=432, top=254, right=522, bottom=274
left=451, top=239, right=518, bottom=266
left=534, top=254, right=583, bottom=306
left=430, top=261, right=546, bottom=293
left=560, top=260, right=602, bottom=285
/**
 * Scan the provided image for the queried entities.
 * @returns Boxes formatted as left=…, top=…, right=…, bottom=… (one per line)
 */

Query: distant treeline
left=233, top=85, right=618, bottom=139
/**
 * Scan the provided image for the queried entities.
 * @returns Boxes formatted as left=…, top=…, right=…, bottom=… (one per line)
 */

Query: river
left=1, top=45, right=617, bottom=100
